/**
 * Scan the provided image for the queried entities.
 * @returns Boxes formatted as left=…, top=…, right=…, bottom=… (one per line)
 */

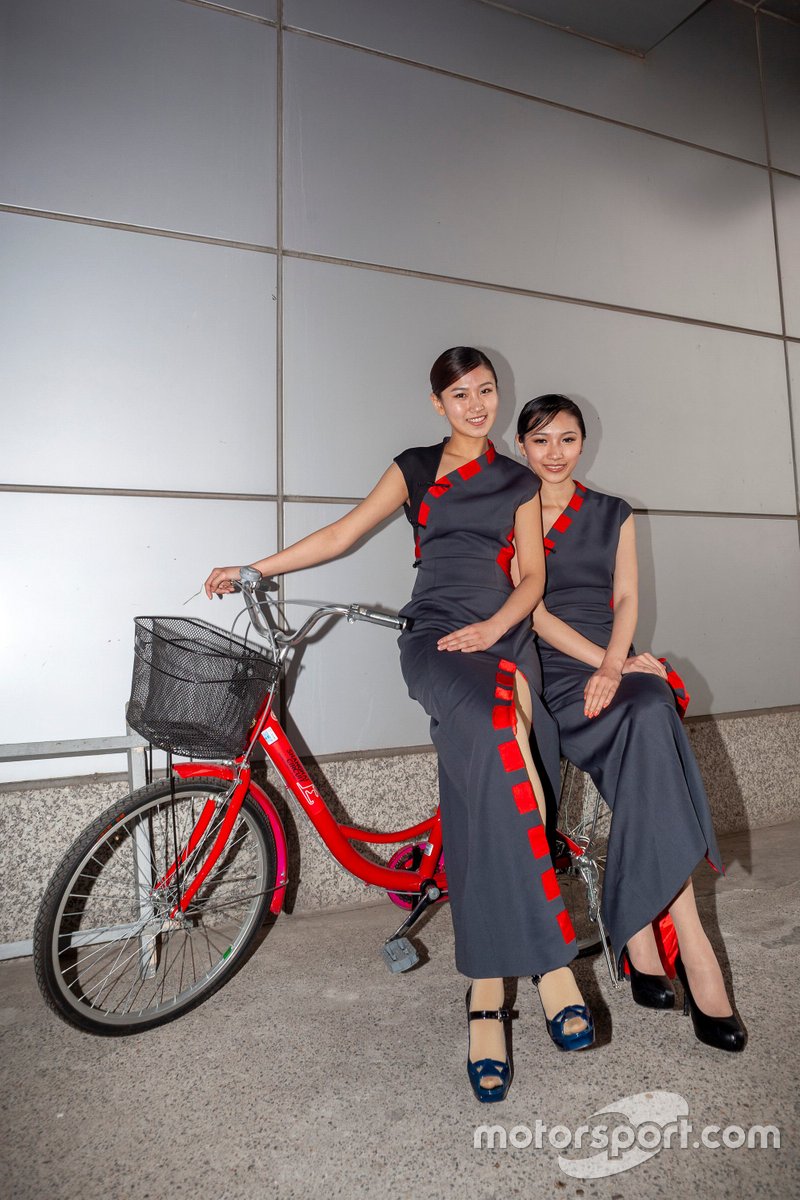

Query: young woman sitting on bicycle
left=516, top=394, right=746, bottom=1052
left=205, top=347, right=594, bottom=1104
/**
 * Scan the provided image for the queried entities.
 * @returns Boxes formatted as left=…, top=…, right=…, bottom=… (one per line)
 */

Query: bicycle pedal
left=381, top=937, right=419, bottom=974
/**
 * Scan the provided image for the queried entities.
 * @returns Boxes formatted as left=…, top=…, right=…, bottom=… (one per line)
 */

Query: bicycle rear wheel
left=554, top=855, right=603, bottom=957
left=554, top=761, right=611, bottom=959
left=34, top=777, right=277, bottom=1035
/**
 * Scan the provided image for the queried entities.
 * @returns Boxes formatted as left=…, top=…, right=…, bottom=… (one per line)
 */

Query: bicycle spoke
left=43, top=784, right=275, bottom=1029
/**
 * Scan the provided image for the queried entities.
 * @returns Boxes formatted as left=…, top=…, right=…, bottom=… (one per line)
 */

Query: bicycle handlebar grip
left=350, top=605, right=407, bottom=631
left=238, top=565, right=262, bottom=587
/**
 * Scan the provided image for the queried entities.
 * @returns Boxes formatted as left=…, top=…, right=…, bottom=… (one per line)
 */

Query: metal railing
left=0, top=730, right=149, bottom=960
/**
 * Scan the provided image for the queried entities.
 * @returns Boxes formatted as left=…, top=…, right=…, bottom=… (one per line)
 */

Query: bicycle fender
left=173, top=763, right=288, bottom=914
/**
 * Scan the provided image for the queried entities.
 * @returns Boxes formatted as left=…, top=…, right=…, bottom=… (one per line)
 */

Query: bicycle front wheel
left=34, top=777, right=277, bottom=1035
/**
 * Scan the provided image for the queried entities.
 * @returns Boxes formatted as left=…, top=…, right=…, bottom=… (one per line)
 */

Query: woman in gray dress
left=205, top=349, right=594, bottom=1104
left=517, top=394, right=746, bottom=1052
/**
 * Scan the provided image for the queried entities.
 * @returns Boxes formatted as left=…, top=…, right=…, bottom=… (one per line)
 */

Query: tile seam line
left=0, top=484, right=279, bottom=502
left=755, top=13, right=800, bottom=522
left=2, top=207, right=796, bottom=342
left=2, top=485, right=796, bottom=520
left=473, top=0, right=644, bottom=56
left=283, top=250, right=796, bottom=342
left=283, top=24, right=794, bottom=175
left=0, top=205, right=277, bottom=253
left=173, top=0, right=276, bottom=25
left=710, top=0, right=800, bottom=26
left=276, top=0, right=287, bottom=731
left=293, top=505, right=799, bottom=521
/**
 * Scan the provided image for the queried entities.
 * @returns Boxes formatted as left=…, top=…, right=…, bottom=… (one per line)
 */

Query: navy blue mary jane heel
left=465, top=988, right=518, bottom=1103
left=531, top=976, right=595, bottom=1051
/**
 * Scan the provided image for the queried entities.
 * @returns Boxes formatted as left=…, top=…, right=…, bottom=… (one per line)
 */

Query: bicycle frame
left=159, top=695, right=446, bottom=920
left=147, top=582, right=608, bottom=980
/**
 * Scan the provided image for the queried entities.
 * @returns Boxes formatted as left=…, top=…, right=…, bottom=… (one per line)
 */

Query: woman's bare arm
left=204, top=464, right=408, bottom=596
left=581, top=515, right=638, bottom=716
left=532, top=603, right=607, bottom=669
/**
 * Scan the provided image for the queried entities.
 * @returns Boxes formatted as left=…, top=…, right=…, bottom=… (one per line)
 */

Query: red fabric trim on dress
left=540, top=867, right=559, bottom=901
left=496, top=527, right=515, bottom=582
left=527, top=822, right=549, bottom=858
left=543, top=481, right=587, bottom=556
left=557, top=908, right=576, bottom=943
left=512, top=781, right=537, bottom=814
left=497, top=740, right=524, bottom=773
left=457, top=458, right=481, bottom=482
left=492, top=705, right=516, bottom=731
left=413, top=442, right=493, bottom=564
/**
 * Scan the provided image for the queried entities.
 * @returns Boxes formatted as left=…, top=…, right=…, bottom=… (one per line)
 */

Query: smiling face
left=430, top=365, right=498, bottom=440
left=518, top=409, right=583, bottom=484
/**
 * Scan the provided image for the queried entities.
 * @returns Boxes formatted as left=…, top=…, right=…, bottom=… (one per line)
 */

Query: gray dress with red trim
left=537, top=483, right=722, bottom=967
left=394, top=440, right=577, bottom=979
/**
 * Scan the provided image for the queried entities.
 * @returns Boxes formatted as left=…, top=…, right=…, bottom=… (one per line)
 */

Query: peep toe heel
left=465, top=987, right=518, bottom=1102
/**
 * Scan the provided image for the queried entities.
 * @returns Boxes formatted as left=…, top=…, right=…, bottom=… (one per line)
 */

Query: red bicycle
left=34, top=568, right=608, bottom=1035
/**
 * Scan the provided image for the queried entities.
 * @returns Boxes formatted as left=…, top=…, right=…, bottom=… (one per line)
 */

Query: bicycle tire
left=34, top=776, right=277, bottom=1035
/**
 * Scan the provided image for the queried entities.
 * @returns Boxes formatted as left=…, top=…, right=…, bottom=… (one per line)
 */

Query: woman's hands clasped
left=583, top=664, right=622, bottom=718
left=621, top=652, right=668, bottom=679
left=584, top=652, right=668, bottom=718
left=204, top=565, right=243, bottom=598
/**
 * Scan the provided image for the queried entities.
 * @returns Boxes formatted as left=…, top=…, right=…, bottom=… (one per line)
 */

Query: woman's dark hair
left=516, top=394, right=586, bottom=441
left=429, top=346, right=497, bottom=397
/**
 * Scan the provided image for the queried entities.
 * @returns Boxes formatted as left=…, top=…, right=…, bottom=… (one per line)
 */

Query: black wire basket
left=127, top=616, right=280, bottom=760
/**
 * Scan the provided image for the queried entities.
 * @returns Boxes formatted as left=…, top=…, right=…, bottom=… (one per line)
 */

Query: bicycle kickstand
left=381, top=879, right=444, bottom=974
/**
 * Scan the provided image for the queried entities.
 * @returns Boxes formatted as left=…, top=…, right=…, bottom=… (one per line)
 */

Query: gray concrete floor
left=1, top=821, right=798, bottom=1200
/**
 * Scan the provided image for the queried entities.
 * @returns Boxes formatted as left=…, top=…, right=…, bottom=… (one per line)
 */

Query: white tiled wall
left=760, top=14, right=800, bottom=175
left=1, top=214, right=278, bottom=492
left=774, top=174, right=800, bottom=338
left=0, top=493, right=277, bottom=783
left=286, top=0, right=767, bottom=164
left=283, top=257, right=795, bottom=513
left=1, top=0, right=797, bottom=781
left=283, top=34, right=781, bottom=330
left=0, top=0, right=278, bottom=243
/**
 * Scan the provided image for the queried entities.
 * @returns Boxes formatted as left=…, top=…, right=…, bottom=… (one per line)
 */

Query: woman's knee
left=618, top=673, right=676, bottom=717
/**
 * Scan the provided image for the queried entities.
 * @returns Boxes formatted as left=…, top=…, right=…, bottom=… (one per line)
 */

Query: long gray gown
left=536, top=482, right=723, bottom=968
left=395, top=440, right=577, bottom=979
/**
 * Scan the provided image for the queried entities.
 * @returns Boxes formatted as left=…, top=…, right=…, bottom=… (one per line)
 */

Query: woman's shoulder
left=583, top=485, right=633, bottom=522
left=392, top=443, right=444, bottom=526
left=393, top=442, right=444, bottom=478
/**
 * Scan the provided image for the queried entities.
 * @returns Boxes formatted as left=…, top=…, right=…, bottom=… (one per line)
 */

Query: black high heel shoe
left=465, top=987, right=518, bottom=1103
left=619, top=945, right=675, bottom=1010
left=674, top=955, right=746, bottom=1052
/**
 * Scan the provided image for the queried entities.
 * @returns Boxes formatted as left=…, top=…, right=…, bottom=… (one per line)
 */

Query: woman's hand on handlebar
left=204, top=565, right=242, bottom=598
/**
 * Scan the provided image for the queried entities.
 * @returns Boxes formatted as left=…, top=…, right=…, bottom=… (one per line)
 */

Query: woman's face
left=518, top=409, right=583, bottom=484
left=431, top=366, right=498, bottom=440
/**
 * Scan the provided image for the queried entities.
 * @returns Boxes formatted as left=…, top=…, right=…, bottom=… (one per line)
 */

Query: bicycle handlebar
left=233, top=567, right=407, bottom=651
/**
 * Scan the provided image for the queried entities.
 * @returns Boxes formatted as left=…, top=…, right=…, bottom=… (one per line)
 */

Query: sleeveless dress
left=536, top=482, right=723, bottom=968
left=394, top=439, right=577, bottom=979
